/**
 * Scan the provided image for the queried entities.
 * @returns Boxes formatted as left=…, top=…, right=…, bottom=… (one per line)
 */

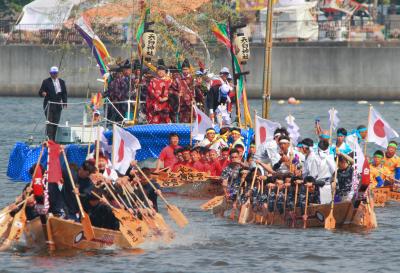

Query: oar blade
left=200, top=196, right=224, bottom=211
left=238, top=203, right=250, bottom=224
left=324, top=212, right=336, bottom=230
left=167, top=205, right=188, bottom=228
left=0, top=214, right=13, bottom=239
left=119, top=222, right=145, bottom=248
left=81, top=212, right=95, bottom=241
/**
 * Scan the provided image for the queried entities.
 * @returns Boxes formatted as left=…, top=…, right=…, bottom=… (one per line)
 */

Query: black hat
left=133, top=59, right=141, bottom=70
left=181, top=58, right=190, bottom=69
left=157, top=59, right=166, bottom=71
left=109, top=64, right=122, bottom=72
left=120, top=59, right=131, bottom=69
left=168, top=65, right=180, bottom=73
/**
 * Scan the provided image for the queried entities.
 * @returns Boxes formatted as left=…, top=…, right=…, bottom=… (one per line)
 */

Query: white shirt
left=303, top=151, right=320, bottom=178
left=52, top=78, right=61, bottom=94
left=315, top=149, right=336, bottom=181
left=198, top=137, right=228, bottom=155
left=101, top=168, right=119, bottom=183
left=255, top=140, right=279, bottom=164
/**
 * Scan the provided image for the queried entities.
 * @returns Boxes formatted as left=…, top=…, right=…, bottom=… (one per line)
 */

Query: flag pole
left=254, top=110, right=257, bottom=150
left=364, top=105, right=372, bottom=156
left=95, top=125, right=100, bottom=168
left=190, top=102, right=194, bottom=147
left=328, top=108, right=334, bottom=146
left=262, top=0, right=274, bottom=119
left=112, top=123, right=116, bottom=168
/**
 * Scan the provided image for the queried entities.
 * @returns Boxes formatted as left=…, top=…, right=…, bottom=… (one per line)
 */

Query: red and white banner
left=367, top=107, right=399, bottom=148
left=112, top=126, right=141, bottom=174
left=360, top=157, right=371, bottom=187
left=255, top=115, right=281, bottom=147
left=192, top=105, right=214, bottom=140
left=47, top=140, right=62, bottom=183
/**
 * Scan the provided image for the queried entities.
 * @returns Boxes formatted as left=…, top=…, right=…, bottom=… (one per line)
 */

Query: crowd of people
left=154, top=123, right=400, bottom=217
left=104, top=58, right=235, bottom=125
left=10, top=150, right=161, bottom=231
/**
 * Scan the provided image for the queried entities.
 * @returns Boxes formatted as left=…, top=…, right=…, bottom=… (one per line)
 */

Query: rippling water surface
left=1, top=97, right=400, bottom=273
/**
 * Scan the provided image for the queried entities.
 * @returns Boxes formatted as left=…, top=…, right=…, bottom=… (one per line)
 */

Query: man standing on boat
left=146, top=60, right=171, bottom=124
left=38, top=66, right=67, bottom=141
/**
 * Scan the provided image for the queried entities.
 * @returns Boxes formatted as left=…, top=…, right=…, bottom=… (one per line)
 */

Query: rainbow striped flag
left=211, top=21, right=232, bottom=51
left=75, top=16, right=110, bottom=76
left=136, top=7, right=150, bottom=43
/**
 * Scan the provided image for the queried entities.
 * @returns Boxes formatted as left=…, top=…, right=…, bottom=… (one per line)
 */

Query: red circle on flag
left=260, top=126, right=267, bottom=143
left=373, top=119, right=386, bottom=138
left=197, top=114, right=202, bottom=124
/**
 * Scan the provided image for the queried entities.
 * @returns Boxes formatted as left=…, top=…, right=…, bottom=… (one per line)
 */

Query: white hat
left=93, top=110, right=100, bottom=115
left=220, top=67, right=230, bottom=74
left=50, top=66, right=59, bottom=73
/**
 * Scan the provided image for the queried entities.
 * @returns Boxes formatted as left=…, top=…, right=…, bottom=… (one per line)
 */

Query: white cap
left=220, top=67, right=230, bottom=74
left=50, top=66, right=59, bottom=73
left=93, top=110, right=100, bottom=115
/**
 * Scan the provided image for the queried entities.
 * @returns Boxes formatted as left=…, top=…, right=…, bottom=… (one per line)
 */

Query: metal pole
left=262, top=0, right=274, bottom=119
left=228, top=17, right=240, bottom=125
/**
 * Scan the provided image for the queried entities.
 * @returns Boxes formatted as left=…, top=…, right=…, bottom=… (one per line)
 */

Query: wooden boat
left=209, top=199, right=377, bottom=230
left=44, top=215, right=141, bottom=250
left=152, top=167, right=224, bottom=198
left=372, top=186, right=400, bottom=207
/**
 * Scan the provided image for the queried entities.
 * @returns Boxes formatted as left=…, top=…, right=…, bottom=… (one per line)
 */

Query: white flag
left=367, top=107, right=399, bottom=148
left=112, top=125, right=141, bottom=174
left=346, top=133, right=365, bottom=174
left=193, top=105, right=214, bottom=140
left=328, top=108, right=340, bottom=130
left=255, top=115, right=281, bottom=147
left=285, top=115, right=301, bottom=145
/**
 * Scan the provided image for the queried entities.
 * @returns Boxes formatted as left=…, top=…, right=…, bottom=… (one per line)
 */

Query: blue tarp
left=7, top=124, right=252, bottom=182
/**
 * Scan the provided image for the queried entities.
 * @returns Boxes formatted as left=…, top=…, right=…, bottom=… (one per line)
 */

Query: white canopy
left=16, top=0, right=81, bottom=31
left=260, top=1, right=319, bottom=40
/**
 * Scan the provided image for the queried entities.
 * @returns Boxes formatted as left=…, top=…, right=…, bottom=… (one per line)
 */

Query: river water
left=1, top=97, right=400, bottom=273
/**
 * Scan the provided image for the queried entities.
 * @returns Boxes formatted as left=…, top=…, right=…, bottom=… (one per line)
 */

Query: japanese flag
left=112, top=125, right=141, bottom=174
left=367, top=107, right=399, bottom=148
left=255, top=115, right=281, bottom=147
left=193, top=105, right=214, bottom=140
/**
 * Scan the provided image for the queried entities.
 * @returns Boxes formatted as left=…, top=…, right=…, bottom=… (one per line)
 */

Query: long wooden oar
left=325, top=156, right=340, bottom=230
left=290, top=181, right=300, bottom=228
left=130, top=183, right=173, bottom=237
left=0, top=145, right=45, bottom=250
left=263, top=187, right=272, bottom=225
left=303, top=185, right=310, bottom=229
left=136, top=166, right=188, bottom=228
left=238, top=168, right=258, bottom=224
left=91, top=191, right=145, bottom=247
left=124, top=183, right=166, bottom=233
left=282, top=182, right=289, bottom=223
left=270, top=182, right=282, bottom=226
left=62, top=149, right=95, bottom=241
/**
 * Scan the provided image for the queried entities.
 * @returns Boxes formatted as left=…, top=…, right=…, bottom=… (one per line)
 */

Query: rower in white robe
left=314, top=141, right=336, bottom=204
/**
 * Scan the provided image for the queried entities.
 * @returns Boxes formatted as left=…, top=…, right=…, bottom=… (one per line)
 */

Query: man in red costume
left=146, top=60, right=171, bottom=124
